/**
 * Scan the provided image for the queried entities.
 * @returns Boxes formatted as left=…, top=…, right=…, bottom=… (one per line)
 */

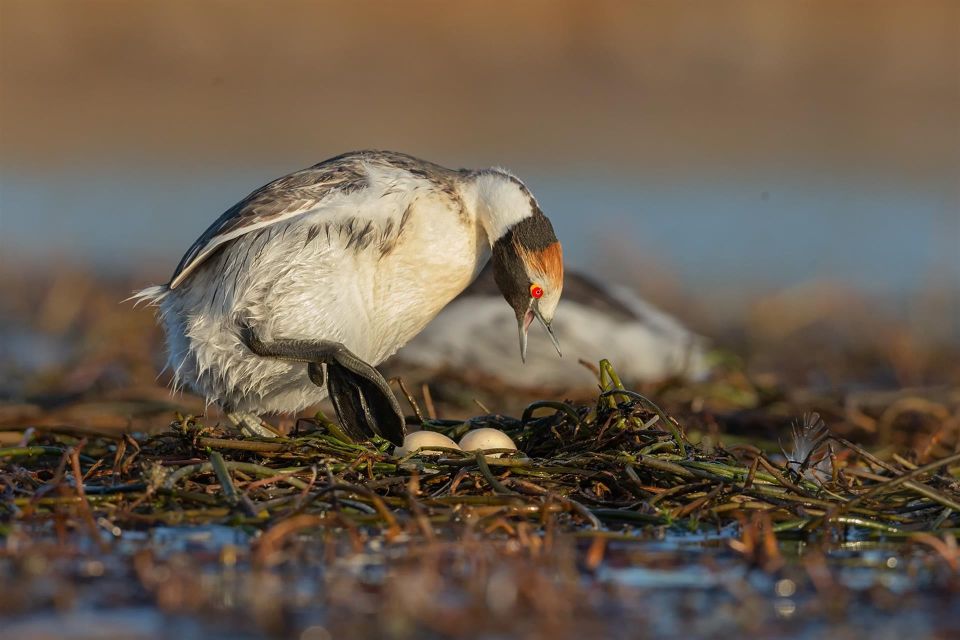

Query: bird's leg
left=225, top=410, right=279, bottom=438
left=307, top=361, right=325, bottom=387
left=238, top=323, right=406, bottom=445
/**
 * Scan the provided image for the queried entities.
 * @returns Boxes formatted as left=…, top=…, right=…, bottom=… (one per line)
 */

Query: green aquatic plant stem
left=210, top=451, right=239, bottom=506
left=598, top=389, right=686, bottom=456
left=843, top=450, right=960, bottom=511
left=196, top=437, right=288, bottom=453
left=803, top=450, right=960, bottom=532
left=0, top=446, right=66, bottom=458
left=832, top=437, right=960, bottom=513
left=598, top=359, right=627, bottom=402
left=774, top=516, right=903, bottom=534
left=164, top=461, right=311, bottom=490
left=521, top=401, right=583, bottom=426
left=475, top=451, right=517, bottom=495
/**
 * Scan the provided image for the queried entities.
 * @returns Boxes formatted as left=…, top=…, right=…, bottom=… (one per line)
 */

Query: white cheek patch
left=472, top=173, right=533, bottom=242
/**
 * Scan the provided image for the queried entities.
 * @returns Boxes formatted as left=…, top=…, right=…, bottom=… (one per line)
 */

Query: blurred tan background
left=1, top=0, right=957, bottom=175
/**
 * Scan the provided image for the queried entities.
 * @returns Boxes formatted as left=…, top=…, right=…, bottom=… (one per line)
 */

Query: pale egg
left=458, top=428, right=517, bottom=458
left=393, top=431, right=461, bottom=457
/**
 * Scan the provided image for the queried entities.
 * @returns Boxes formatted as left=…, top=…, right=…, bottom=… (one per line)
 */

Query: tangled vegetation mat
left=3, top=361, right=960, bottom=639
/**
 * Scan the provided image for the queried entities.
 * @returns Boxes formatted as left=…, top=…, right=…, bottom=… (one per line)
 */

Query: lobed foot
left=238, top=322, right=406, bottom=445
left=321, top=359, right=406, bottom=446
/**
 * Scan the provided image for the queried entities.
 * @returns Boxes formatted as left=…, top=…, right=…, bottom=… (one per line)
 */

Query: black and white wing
left=168, top=156, right=370, bottom=289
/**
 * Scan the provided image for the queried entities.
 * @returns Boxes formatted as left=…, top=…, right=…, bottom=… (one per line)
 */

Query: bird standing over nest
left=136, top=150, right=564, bottom=444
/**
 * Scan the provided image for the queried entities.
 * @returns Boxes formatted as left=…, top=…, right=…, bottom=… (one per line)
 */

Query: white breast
left=366, top=193, right=488, bottom=362
left=247, top=185, right=486, bottom=363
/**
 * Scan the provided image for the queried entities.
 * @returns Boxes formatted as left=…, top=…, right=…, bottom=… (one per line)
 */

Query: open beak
left=518, top=301, right=562, bottom=362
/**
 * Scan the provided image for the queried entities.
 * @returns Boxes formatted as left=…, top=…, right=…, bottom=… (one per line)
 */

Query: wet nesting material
left=3, top=362, right=959, bottom=544
left=4, top=362, right=960, bottom=638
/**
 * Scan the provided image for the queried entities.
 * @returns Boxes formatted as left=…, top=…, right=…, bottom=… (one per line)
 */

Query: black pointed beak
left=518, top=301, right=561, bottom=362
left=534, top=306, right=562, bottom=358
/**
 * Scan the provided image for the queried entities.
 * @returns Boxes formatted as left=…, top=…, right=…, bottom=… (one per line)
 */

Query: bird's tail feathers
left=126, top=284, right=169, bottom=307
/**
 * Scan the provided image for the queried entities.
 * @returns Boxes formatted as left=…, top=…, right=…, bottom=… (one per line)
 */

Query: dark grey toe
left=326, top=362, right=406, bottom=446
left=233, top=325, right=405, bottom=445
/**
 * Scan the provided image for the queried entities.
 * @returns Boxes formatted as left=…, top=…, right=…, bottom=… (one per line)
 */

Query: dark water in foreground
left=2, top=524, right=958, bottom=640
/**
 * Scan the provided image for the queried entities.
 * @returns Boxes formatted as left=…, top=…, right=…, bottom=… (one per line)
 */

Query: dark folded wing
left=169, top=161, right=369, bottom=289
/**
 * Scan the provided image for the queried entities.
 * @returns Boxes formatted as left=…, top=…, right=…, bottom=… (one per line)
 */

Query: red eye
left=530, top=284, right=544, bottom=299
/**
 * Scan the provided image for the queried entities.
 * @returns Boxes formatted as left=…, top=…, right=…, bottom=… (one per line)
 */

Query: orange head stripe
left=520, top=241, right=563, bottom=286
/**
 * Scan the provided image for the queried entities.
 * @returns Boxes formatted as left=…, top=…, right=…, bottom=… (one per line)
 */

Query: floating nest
left=3, top=362, right=960, bottom=561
